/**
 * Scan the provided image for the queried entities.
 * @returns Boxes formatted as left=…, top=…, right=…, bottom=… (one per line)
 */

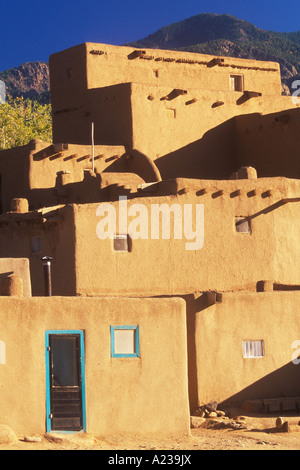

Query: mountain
left=0, top=61, right=50, bottom=103
left=2, top=13, right=300, bottom=100
left=126, top=13, right=300, bottom=95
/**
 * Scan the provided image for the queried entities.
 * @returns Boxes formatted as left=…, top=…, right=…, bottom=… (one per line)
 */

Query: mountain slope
left=0, top=61, right=50, bottom=103
left=127, top=13, right=300, bottom=94
left=127, top=14, right=273, bottom=49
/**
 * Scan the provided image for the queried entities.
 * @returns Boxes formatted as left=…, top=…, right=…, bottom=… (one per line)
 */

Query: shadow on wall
left=155, top=118, right=237, bottom=180
left=220, top=359, right=300, bottom=409
left=183, top=293, right=211, bottom=412
left=235, top=107, right=300, bottom=179
left=154, top=107, right=300, bottom=181
left=103, top=149, right=162, bottom=182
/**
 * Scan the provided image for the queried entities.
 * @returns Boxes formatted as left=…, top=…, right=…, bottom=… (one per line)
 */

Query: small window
left=0, top=340, right=6, bottom=364
left=113, top=234, right=129, bottom=252
left=230, top=74, right=244, bottom=92
left=235, top=217, right=251, bottom=234
left=153, top=69, right=159, bottom=78
left=111, top=326, right=140, bottom=358
left=31, top=236, right=42, bottom=254
left=243, top=340, right=264, bottom=358
left=166, top=108, right=176, bottom=119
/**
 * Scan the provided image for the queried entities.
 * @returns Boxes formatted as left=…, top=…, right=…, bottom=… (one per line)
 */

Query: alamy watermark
left=291, top=340, right=300, bottom=364
left=0, top=80, right=6, bottom=104
left=291, top=80, right=300, bottom=104
left=96, top=196, right=204, bottom=250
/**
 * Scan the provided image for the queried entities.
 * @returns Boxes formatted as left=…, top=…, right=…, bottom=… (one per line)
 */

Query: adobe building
left=0, top=43, right=299, bottom=437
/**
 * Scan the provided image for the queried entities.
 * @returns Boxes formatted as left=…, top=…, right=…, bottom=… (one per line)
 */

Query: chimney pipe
left=41, top=256, right=53, bottom=296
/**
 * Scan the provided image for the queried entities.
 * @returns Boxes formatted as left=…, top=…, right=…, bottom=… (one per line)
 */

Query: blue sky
left=0, top=0, right=299, bottom=71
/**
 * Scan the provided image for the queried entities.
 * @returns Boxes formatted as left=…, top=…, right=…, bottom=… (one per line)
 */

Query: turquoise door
left=45, top=330, right=86, bottom=433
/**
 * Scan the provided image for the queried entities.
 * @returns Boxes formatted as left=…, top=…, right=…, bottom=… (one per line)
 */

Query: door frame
left=45, top=329, right=87, bottom=433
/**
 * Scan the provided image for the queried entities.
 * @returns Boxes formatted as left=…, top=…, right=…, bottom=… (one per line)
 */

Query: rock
left=280, top=421, right=290, bottom=433
left=190, top=416, right=206, bottom=428
left=216, top=410, right=226, bottom=417
left=205, top=401, right=218, bottom=412
left=193, top=408, right=205, bottom=417
left=23, top=436, right=42, bottom=442
left=275, top=417, right=284, bottom=429
left=208, top=411, right=218, bottom=418
left=0, top=425, right=18, bottom=445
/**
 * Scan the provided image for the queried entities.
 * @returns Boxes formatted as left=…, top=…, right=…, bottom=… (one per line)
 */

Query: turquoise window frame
left=110, top=325, right=140, bottom=358
left=45, top=330, right=87, bottom=433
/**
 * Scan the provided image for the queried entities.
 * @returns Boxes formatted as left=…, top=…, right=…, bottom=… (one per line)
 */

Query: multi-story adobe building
left=0, top=43, right=299, bottom=438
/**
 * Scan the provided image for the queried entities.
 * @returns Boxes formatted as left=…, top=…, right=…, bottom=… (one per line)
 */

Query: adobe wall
left=130, top=84, right=298, bottom=175
left=0, top=140, right=145, bottom=212
left=49, top=43, right=282, bottom=99
left=0, top=295, right=189, bottom=436
left=74, top=177, right=300, bottom=297
left=0, top=142, right=31, bottom=214
left=0, top=258, right=31, bottom=297
left=0, top=205, right=76, bottom=296
left=193, top=291, right=300, bottom=407
left=235, top=106, right=300, bottom=179
left=0, top=176, right=299, bottom=297
left=50, top=43, right=297, bottom=172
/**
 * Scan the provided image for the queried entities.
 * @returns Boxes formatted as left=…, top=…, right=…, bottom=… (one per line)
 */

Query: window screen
left=243, top=340, right=264, bottom=358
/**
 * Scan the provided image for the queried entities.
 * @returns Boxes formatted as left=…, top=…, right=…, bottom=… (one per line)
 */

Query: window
left=111, top=325, right=140, bottom=358
left=0, top=340, right=6, bottom=364
left=113, top=234, right=129, bottom=252
left=166, top=108, right=176, bottom=119
left=235, top=217, right=251, bottom=234
left=243, top=340, right=264, bottom=358
left=31, top=236, right=42, bottom=254
left=230, top=74, right=244, bottom=92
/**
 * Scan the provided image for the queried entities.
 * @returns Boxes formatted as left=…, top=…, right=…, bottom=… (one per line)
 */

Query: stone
left=190, top=416, right=206, bottom=428
left=194, top=408, right=205, bottom=417
left=0, top=425, right=18, bottom=445
left=275, top=417, right=284, bottom=429
left=281, top=421, right=290, bottom=433
left=207, top=411, right=218, bottom=418
left=23, top=436, right=42, bottom=442
left=205, top=401, right=218, bottom=412
left=216, top=410, right=226, bottom=417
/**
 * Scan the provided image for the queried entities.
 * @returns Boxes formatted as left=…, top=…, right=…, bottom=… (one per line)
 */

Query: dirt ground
left=3, top=411, right=300, bottom=451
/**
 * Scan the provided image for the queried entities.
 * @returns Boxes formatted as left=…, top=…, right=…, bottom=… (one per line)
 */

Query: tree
left=0, top=96, right=52, bottom=150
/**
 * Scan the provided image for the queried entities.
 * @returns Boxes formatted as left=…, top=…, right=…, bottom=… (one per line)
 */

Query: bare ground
left=3, top=411, right=300, bottom=451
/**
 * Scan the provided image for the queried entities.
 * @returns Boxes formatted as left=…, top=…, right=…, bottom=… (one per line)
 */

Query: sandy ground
left=3, top=412, right=300, bottom=451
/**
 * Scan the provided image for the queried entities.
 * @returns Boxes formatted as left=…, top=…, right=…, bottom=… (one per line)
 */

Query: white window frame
left=243, top=340, right=264, bottom=358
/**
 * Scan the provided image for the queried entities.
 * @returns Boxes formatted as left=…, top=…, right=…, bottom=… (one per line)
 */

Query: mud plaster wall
left=235, top=106, right=300, bottom=179
left=194, top=291, right=300, bottom=407
left=0, top=205, right=76, bottom=296
left=49, top=43, right=298, bottom=178
left=0, top=296, right=189, bottom=436
left=0, top=258, right=31, bottom=297
left=73, top=178, right=300, bottom=297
